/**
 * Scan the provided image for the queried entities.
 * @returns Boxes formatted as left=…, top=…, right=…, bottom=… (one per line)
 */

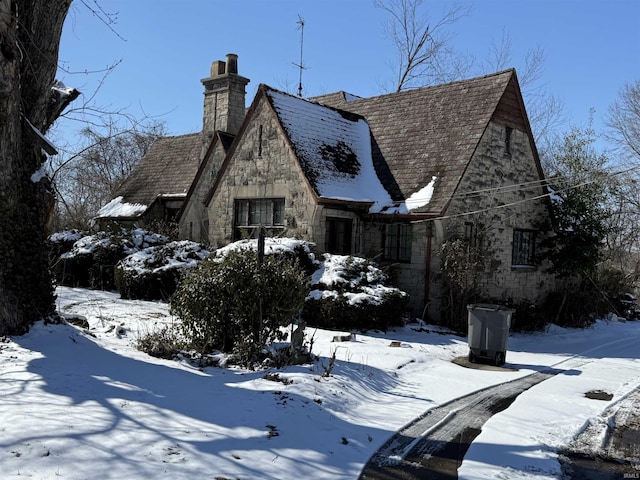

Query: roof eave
left=317, top=197, right=374, bottom=210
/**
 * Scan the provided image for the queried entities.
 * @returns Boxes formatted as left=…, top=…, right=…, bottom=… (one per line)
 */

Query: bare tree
left=0, top=0, right=77, bottom=334
left=607, top=80, right=640, bottom=161
left=51, top=118, right=166, bottom=229
left=603, top=80, right=640, bottom=279
left=377, top=0, right=565, bottom=146
left=375, top=0, right=472, bottom=91
left=605, top=172, right=640, bottom=276
left=483, top=30, right=566, bottom=145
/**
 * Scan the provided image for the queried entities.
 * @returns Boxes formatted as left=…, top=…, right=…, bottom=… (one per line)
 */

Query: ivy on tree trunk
left=0, top=0, right=76, bottom=334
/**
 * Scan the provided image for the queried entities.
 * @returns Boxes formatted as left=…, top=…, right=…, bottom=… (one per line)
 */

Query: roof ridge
left=158, top=131, right=201, bottom=141
left=261, top=83, right=366, bottom=122
left=334, top=68, right=516, bottom=104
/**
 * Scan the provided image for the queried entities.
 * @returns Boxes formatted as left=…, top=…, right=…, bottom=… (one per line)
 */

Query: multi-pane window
left=464, top=222, right=481, bottom=249
left=512, top=229, right=536, bottom=267
left=234, top=198, right=285, bottom=239
left=384, top=223, right=412, bottom=262
left=464, top=222, right=483, bottom=261
left=326, top=217, right=353, bottom=255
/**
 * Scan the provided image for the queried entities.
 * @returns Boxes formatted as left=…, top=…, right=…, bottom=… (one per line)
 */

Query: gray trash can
left=467, top=304, right=514, bottom=366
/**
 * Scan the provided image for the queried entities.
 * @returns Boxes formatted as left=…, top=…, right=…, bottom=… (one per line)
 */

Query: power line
left=448, top=161, right=640, bottom=201
left=411, top=163, right=640, bottom=224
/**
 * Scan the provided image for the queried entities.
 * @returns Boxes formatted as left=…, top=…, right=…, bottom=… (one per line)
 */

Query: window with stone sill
left=512, top=228, right=536, bottom=268
left=464, top=222, right=483, bottom=249
left=233, top=198, right=284, bottom=240
left=464, top=222, right=483, bottom=261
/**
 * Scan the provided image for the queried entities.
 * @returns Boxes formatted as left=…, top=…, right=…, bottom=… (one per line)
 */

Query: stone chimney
left=201, top=53, right=250, bottom=144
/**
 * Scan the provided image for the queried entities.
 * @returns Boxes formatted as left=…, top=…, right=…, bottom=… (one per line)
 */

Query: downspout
left=423, top=221, right=433, bottom=320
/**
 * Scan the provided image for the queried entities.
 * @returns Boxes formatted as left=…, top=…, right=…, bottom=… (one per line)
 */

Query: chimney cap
left=210, top=60, right=226, bottom=76
left=226, top=53, right=238, bottom=74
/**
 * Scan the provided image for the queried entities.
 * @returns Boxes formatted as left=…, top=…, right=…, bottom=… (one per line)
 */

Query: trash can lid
left=467, top=303, right=515, bottom=312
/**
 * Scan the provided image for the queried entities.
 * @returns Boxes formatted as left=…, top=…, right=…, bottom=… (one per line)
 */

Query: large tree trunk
left=0, top=0, right=73, bottom=335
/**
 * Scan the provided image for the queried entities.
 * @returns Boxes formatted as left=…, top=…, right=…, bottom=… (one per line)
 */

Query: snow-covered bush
left=116, top=241, right=209, bottom=300
left=302, top=254, right=408, bottom=331
left=171, top=245, right=309, bottom=363
left=48, top=229, right=87, bottom=260
left=51, top=228, right=168, bottom=289
left=215, top=237, right=319, bottom=275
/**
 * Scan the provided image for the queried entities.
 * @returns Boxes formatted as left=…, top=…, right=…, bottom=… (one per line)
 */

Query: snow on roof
left=405, top=176, right=437, bottom=211
left=96, top=196, right=147, bottom=218
left=157, top=193, right=187, bottom=199
left=267, top=88, right=394, bottom=212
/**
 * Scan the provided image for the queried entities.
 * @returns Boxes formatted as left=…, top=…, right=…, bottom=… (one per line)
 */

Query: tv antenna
left=293, top=15, right=307, bottom=97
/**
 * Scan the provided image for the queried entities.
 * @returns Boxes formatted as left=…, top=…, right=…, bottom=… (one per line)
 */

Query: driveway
left=359, top=359, right=640, bottom=480
left=359, top=368, right=560, bottom=479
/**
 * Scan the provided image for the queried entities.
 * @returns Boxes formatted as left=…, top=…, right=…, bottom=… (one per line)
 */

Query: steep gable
left=178, top=131, right=235, bottom=238
left=182, top=130, right=234, bottom=213
left=316, top=70, right=517, bottom=216
left=264, top=87, right=393, bottom=209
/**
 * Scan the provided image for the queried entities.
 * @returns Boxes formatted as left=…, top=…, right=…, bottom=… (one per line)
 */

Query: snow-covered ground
left=0, top=286, right=638, bottom=479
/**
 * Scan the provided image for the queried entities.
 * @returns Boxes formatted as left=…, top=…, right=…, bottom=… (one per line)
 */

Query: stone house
left=98, top=54, right=556, bottom=321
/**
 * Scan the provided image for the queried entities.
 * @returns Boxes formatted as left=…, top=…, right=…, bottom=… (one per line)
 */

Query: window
left=505, top=126, right=513, bottom=156
left=512, top=229, right=536, bottom=267
left=464, top=222, right=481, bottom=249
left=464, top=222, right=483, bottom=260
left=384, top=223, right=412, bottom=262
left=326, top=217, right=352, bottom=255
left=234, top=198, right=284, bottom=239
left=258, top=124, right=263, bottom=157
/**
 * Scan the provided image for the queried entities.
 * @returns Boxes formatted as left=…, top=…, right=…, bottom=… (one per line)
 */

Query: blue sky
left=57, top=0, right=639, bottom=149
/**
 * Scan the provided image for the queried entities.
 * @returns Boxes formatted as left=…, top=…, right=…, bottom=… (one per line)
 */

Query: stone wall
left=207, top=95, right=319, bottom=248
left=179, top=142, right=226, bottom=243
left=430, top=120, right=556, bottom=316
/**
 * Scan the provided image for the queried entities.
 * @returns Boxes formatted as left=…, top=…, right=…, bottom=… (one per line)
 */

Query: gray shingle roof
left=107, top=69, right=525, bottom=221
left=113, top=132, right=202, bottom=208
left=314, top=69, right=517, bottom=215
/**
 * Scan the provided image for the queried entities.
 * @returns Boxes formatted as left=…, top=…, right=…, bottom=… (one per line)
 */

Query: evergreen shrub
left=301, top=254, right=408, bottom=331
left=51, top=228, right=168, bottom=289
left=171, top=247, right=309, bottom=362
left=48, top=230, right=86, bottom=261
left=116, top=240, right=209, bottom=300
left=135, top=326, right=183, bottom=360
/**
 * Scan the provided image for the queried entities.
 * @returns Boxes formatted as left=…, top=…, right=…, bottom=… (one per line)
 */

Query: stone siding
left=179, top=142, right=227, bottom=243
left=430, top=120, right=556, bottom=316
left=207, top=96, right=318, bottom=248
